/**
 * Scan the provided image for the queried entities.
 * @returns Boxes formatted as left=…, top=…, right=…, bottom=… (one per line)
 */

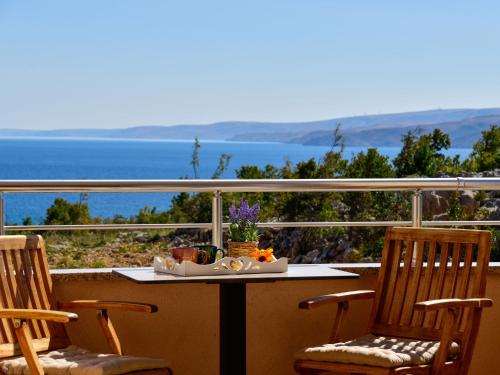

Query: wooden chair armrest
left=299, top=290, right=375, bottom=309
left=58, top=300, right=158, bottom=313
left=58, top=300, right=157, bottom=356
left=0, top=308, right=78, bottom=323
left=415, top=298, right=493, bottom=311
left=426, top=298, right=492, bottom=373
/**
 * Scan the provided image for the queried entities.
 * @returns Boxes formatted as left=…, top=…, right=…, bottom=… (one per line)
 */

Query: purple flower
left=229, top=201, right=237, bottom=222
left=247, top=202, right=260, bottom=223
left=227, top=199, right=260, bottom=241
left=238, top=199, right=250, bottom=221
left=228, top=199, right=260, bottom=223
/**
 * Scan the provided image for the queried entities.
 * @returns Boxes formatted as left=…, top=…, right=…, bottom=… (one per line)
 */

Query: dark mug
left=194, top=245, right=226, bottom=263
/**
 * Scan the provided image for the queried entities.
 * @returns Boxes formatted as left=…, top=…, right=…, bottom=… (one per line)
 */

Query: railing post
left=412, top=190, right=422, bottom=227
left=212, top=191, right=223, bottom=248
left=0, top=192, right=5, bottom=235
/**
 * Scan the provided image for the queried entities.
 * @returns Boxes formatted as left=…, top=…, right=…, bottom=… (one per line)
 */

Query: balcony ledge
left=50, top=262, right=500, bottom=282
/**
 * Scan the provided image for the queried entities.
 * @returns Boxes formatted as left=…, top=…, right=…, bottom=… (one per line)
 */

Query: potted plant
left=227, top=199, right=260, bottom=257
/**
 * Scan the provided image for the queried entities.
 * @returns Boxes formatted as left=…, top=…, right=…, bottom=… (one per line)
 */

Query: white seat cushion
left=295, top=334, right=460, bottom=368
left=0, top=346, right=170, bottom=375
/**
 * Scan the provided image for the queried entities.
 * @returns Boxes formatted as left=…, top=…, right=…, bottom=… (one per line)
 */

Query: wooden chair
left=294, top=227, right=492, bottom=375
left=0, top=235, right=173, bottom=375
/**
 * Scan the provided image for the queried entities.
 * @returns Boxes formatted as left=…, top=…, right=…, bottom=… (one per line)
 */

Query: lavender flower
left=247, top=201, right=260, bottom=223
left=238, top=198, right=250, bottom=221
left=227, top=199, right=260, bottom=242
left=229, top=201, right=237, bottom=222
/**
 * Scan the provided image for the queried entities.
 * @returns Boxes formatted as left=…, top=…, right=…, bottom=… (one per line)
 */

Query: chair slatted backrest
left=0, top=235, right=70, bottom=358
left=369, top=227, right=491, bottom=348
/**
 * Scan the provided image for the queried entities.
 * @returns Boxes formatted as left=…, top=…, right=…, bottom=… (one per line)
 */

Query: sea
left=0, top=137, right=472, bottom=224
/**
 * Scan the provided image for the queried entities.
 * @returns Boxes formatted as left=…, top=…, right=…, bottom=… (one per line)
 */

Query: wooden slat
left=423, top=242, right=450, bottom=328
left=458, top=243, right=474, bottom=298
left=11, top=250, right=42, bottom=339
left=448, top=242, right=462, bottom=297
left=35, top=240, right=67, bottom=340
left=29, top=249, right=52, bottom=337
left=401, top=240, right=425, bottom=326
left=389, top=239, right=414, bottom=325
left=412, top=240, right=437, bottom=327
left=389, top=227, right=482, bottom=243
left=2, top=251, right=23, bottom=311
left=36, top=241, right=55, bottom=306
left=434, top=242, right=461, bottom=330
left=379, top=239, right=403, bottom=323
left=474, top=232, right=491, bottom=296
left=21, top=249, right=49, bottom=338
left=0, top=255, right=13, bottom=343
left=458, top=244, right=475, bottom=332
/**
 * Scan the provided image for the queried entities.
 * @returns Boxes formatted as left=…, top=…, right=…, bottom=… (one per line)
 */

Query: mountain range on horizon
left=1, top=108, right=499, bottom=148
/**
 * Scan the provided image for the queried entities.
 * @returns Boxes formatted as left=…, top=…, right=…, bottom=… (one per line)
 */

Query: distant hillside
left=290, top=115, right=500, bottom=147
left=1, top=108, right=499, bottom=147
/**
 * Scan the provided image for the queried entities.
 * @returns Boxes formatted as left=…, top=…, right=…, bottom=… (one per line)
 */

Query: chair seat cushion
left=0, top=346, right=170, bottom=375
left=294, top=334, right=460, bottom=368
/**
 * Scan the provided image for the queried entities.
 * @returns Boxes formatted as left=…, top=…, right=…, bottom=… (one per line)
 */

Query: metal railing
left=0, top=177, right=499, bottom=247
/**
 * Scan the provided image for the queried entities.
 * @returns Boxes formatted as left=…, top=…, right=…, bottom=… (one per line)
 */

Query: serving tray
left=153, top=255, right=288, bottom=276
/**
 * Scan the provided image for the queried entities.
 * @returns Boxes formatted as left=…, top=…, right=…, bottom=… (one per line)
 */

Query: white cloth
left=0, top=346, right=169, bottom=375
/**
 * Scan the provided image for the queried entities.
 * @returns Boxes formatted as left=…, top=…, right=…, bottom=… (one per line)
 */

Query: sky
left=1, top=0, right=499, bottom=130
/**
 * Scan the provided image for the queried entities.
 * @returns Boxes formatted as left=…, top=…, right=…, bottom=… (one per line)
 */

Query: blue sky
left=1, top=0, right=499, bottom=129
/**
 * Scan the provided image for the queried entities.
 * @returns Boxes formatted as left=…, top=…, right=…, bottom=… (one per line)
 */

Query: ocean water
left=0, top=137, right=471, bottom=224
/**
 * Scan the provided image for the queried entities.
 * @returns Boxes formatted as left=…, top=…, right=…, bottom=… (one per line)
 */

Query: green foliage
left=393, top=128, right=453, bottom=177
left=136, top=206, right=170, bottom=224
left=45, top=198, right=91, bottom=225
left=463, top=125, right=500, bottom=171
left=22, top=217, right=33, bottom=226
left=228, top=222, right=259, bottom=242
left=346, top=148, right=394, bottom=178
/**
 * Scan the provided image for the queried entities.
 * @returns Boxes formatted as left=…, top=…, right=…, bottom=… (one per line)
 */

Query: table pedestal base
left=220, top=283, right=246, bottom=375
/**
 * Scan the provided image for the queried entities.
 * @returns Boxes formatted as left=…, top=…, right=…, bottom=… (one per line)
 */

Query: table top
left=112, top=264, right=359, bottom=284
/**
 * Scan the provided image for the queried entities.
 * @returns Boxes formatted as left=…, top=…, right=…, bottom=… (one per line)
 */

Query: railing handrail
left=0, top=177, right=498, bottom=192
left=0, top=177, right=498, bottom=245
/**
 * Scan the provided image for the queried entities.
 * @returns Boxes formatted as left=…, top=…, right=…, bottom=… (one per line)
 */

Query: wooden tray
left=153, top=255, right=288, bottom=277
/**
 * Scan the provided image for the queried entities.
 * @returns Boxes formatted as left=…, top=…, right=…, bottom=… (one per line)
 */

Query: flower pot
left=228, top=241, right=258, bottom=258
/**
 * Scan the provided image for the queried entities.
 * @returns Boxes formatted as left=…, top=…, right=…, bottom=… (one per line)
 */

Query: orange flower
left=250, top=247, right=274, bottom=262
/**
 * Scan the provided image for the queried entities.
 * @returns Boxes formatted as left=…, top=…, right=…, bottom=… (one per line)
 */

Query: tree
left=393, top=128, right=452, bottom=177
left=344, top=149, right=401, bottom=257
left=212, top=153, right=232, bottom=179
left=463, top=125, right=500, bottom=171
left=45, top=198, right=91, bottom=225
left=191, top=137, right=201, bottom=178
left=345, top=148, right=394, bottom=179
left=22, top=217, right=33, bottom=226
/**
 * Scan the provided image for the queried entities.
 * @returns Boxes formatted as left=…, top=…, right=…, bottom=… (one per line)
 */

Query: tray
left=153, top=255, right=288, bottom=277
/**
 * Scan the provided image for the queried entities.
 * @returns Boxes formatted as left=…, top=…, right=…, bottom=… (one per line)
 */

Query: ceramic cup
left=171, top=247, right=209, bottom=264
left=193, top=245, right=226, bottom=263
